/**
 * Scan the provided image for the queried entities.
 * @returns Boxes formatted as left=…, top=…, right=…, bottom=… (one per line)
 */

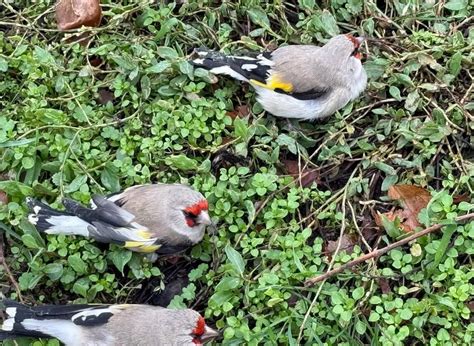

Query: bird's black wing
left=192, top=48, right=273, bottom=84
left=154, top=239, right=192, bottom=255
left=274, top=86, right=331, bottom=100
left=62, top=196, right=136, bottom=227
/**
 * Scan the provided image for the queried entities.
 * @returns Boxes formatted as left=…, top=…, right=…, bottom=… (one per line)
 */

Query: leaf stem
left=304, top=212, right=474, bottom=287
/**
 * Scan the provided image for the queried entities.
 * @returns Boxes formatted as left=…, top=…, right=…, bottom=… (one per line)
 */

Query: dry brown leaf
left=89, top=56, right=104, bottom=67
left=227, top=104, right=250, bottom=119
left=0, top=191, right=7, bottom=205
left=282, top=159, right=320, bottom=187
left=98, top=88, right=114, bottom=105
left=378, top=278, right=392, bottom=294
left=325, top=234, right=357, bottom=256
left=387, top=185, right=431, bottom=207
left=56, top=0, right=102, bottom=31
left=380, top=184, right=432, bottom=232
left=453, top=193, right=470, bottom=204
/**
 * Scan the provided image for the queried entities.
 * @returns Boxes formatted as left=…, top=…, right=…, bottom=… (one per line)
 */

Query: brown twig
left=0, top=233, right=24, bottom=302
left=304, top=212, right=474, bottom=287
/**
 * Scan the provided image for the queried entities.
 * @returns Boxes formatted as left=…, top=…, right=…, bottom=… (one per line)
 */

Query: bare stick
left=0, top=234, right=24, bottom=302
left=304, top=212, right=474, bottom=287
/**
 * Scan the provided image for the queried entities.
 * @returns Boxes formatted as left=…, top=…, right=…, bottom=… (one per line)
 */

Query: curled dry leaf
left=379, top=184, right=432, bottom=232
left=56, top=0, right=102, bottom=31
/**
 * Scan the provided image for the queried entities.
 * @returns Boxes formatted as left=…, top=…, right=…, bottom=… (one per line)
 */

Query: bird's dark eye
left=183, top=210, right=197, bottom=218
left=351, top=47, right=359, bottom=56
left=183, top=210, right=198, bottom=227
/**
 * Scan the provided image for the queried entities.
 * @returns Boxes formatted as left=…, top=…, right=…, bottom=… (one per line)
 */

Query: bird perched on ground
left=0, top=299, right=219, bottom=345
left=27, top=184, right=212, bottom=256
left=192, top=34, right=367, bottom=120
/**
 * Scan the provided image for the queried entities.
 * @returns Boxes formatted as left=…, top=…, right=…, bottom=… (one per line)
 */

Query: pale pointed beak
left=197, top=211, right=212, bottom=226
left=200, top=326, right=220, bottom=343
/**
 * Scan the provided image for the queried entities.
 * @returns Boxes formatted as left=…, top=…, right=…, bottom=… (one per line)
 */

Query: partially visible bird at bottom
left=192, top=34, right=367, bottom=121
left=27, top=184, right=213, bottom=259
left=0, top=299, right=219, bottom=345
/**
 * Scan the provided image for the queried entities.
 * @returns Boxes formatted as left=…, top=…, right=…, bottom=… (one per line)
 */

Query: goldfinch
left=192, top=34, right=367, bottom=120
left=27, top=184, right=212, bottom=255
left=0, top=299, right=219, bottom=345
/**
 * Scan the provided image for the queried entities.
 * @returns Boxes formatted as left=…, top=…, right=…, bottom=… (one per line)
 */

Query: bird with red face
left=0, top=299, right=220, bottom=345
left=192, top=34, right=367, bottom=120
left=27, top=184, right=212, bottom=256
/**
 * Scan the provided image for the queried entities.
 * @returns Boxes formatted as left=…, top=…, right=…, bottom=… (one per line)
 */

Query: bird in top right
left=192, top=34, right=367, bottom=120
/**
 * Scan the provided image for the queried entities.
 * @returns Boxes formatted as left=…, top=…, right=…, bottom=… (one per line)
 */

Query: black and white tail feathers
left=0, top=299, right=49, bottom=340
left=27, top=197, right=92, bottom=237
left=191, top=48, right=273, bottom=84
left=26, top=196, right=136, bottom=240
left=0, top=298, right=115, bottom=341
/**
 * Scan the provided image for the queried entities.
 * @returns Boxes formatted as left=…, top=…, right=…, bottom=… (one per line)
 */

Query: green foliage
left=0, top=0, right=473, bottom=345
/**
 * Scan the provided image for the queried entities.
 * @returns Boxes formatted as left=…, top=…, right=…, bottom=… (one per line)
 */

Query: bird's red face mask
left=183, top=200, right=210, bottom=227
left=191, top=316, right=219, bottom=344
left=346, top=34, right=363, bottom=60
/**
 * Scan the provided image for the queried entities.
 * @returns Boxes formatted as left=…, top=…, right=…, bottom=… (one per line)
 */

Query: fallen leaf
left=56, top=0, right=102, bottom=31
left=380, top=184, right=432, bottom=232
left=164, top=255, right=181, bottom=265
left=362, top=210, right=381, bottom=245
left=453, top=193, right=469, bottom=204
left=378, top=278, right=392, bottom=294
left=325, top=234, right=357, bottom=256
left=98, top=88, right=114, bottom=105
left=227, top=104, right=250, bottom=119
left=151, top=275, right=189, bottom=307
left=282, top=159, right=320, bottom=187
left=211, top=150, right=249, bottom=173
left=89, top=56, right=104, bottom=67
left=0, top=190, right=7, bottom=205
left=387, top=185, right=431, bottom=205
left=0, top=173, right=8, bottom=205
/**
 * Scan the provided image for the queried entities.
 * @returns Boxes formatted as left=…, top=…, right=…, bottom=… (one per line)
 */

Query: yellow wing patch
left=250, top=74, right=293, bottom=93
left=136, top=230, right=153, bottom=239
left=123, top=241, right=161, bottom=253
